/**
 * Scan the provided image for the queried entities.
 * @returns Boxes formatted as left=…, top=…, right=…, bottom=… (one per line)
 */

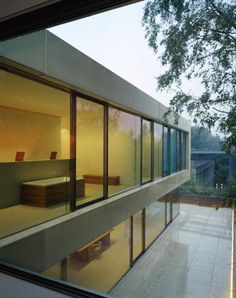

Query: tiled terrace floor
left=111, top=204, right=233, bottom=298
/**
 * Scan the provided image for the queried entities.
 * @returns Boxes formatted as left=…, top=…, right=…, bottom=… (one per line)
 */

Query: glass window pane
left=0, top=70, right=70, bottom=238
left=176, top=130, right=181, bottom=171
left=145, top=199, right=165, bottom=247
left=133, top=210, right=143, bottom=260
left=166, top=197, right=171, bottom=225
left=142, top=119, right=151, bottom=183
left=76, top=97, right=104, bottom=206
left=171, top=192, right=180, bottom=219
left=170, top=128, right=177, bottom=174
left=154, top=123, right=163, bottom=179
left=108, top=108, right=140, bottom=196
left=44, top=219, right=130, bottom=294
left=163, top=126, right=170, bottom=176
left=181, top=131, right=187, bottom=169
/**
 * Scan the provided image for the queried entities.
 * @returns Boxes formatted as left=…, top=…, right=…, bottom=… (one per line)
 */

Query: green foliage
left=178, top=177, right=227, bottom=197
left=191, top=126, right=221, bottom=151
left=142, top=0, right=236, bottom=149
left=227, top=176, right=236, bottom=196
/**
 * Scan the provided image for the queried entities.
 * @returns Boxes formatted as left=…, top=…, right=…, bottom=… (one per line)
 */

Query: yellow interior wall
left=76, top=128, right=103, bottom=177
left=0, top=106, right=61, bottom=161
left=109, top=132, right=140, bottom=185
left=0, top=70, right=70, bottom=161
left=61, top=116, right=70, bottom=159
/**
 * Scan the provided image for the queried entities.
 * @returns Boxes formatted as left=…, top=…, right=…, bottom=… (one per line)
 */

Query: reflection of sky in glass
left=154, top=123, right=162, bottom=141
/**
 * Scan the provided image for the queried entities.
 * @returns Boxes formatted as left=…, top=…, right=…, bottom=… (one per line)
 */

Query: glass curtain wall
left=44, top=218, right=130, bottom=294
left=166, top=197, right=172, bottom=225
left=0, top=70, right=187, bottom=239
left=76, top=97, right=104, bottom=206
left=43, top=192, right=180, bottom=294
left=145, top=199, right=165, bottom=247
left=0, top=69, right=70, bottom=238
left=170, top=128, right=177, bottom=174
left=142, top=119, right=152, bottom=183
left=132, top=210, right=143, bottom=261
left=154, top=123, right=163, bottom=179
left=172, top=192, right=180, bottom=219
left=163, top=126, right=170, bottom=176
left=181, top=131, right=187, bottom=169
left=176, top=130, right=181, bottom=171
left=108, top=108, right=140, bottom=196
left=166, top=191, right=179, bottom=221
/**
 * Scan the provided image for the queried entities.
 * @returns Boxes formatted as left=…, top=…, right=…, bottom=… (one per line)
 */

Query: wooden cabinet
left=71, top=232, right=111, bottom=262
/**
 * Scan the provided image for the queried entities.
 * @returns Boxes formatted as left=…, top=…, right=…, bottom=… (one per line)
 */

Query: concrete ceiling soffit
left=0, top=0, right=142, bottom=41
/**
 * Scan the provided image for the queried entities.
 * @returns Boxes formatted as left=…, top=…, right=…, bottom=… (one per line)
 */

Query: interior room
left=0, top=69, right=71, bottom=237
left=43, top=218, right=130, bottom=293
left=0, top=69, right=152, bottom=238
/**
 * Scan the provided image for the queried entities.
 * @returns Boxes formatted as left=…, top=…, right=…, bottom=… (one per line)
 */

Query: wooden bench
left=83, top=175, right=120, bottom=185
left=21, top=177, right=85, bottom=207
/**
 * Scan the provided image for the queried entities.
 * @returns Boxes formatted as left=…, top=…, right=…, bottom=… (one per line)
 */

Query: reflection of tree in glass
left=108, top=108, right=141, bottom=186
left=77, top=98, right=103, bottom=128
left=142, top=121, right=151, bottom=180
left=109, top=108, right=140, bottom=142
left=109, top=108, right=120, bottom=133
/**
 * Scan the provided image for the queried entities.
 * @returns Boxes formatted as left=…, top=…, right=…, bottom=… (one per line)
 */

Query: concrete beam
left=0, top=30, right=190, bottom=132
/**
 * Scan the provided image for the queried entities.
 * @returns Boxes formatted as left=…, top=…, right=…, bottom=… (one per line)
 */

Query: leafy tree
left=142, top=0, right=236, bottom=149
left=191, top=126, right=221, bottom=151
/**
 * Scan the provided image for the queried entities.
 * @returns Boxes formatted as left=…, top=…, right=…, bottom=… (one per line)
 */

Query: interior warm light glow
left=230, top=207, right=234, bottom=298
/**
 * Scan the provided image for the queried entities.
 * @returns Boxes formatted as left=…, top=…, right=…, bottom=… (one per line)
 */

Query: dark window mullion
left=69, top=91, right=76, bottom=212
left=104, top=104, right=108, bottom=199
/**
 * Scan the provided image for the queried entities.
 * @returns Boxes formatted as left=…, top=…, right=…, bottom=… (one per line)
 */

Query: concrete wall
left=0, top=159, right=69, bottom=208
left=0, top=169, right=189, bottom=272
left=0, top=30, right=190, bottom=132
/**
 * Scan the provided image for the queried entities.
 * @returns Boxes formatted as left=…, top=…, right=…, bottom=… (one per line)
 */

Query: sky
left=49, top=1, right=203, bottom=121
left=49, top=2, right=173, bottom=103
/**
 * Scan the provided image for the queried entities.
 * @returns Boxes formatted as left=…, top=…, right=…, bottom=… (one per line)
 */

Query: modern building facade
left=0, top=30, right=190, bottom=295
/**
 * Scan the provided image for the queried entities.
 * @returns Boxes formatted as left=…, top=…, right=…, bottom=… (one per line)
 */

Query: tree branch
left=213, top=107, right=229, bottom=114
left=208, top=28, right=236, bottom=41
